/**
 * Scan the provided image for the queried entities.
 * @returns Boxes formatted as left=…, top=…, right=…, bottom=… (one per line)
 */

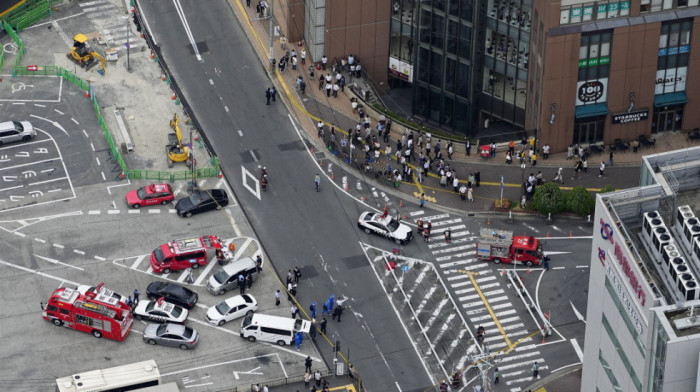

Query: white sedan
left=206, top=294, right=258, bottom=326
left=134, top=298, right=189, bottom=324
left=357, top=211, right=413, bottom=244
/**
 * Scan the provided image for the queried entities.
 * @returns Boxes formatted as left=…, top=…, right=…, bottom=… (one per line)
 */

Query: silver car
left=142, top=323, right=199, bottom=350
left=0, top=121, right=35, bottom=146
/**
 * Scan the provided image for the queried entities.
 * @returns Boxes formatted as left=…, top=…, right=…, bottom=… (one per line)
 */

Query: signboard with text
left=655, top=67, right=687, bottom=94
left=576, top=78, right=608, bottom=106
left=389, top=57, right=413, bottom=82
left=612, top=110, right=649, bottom=124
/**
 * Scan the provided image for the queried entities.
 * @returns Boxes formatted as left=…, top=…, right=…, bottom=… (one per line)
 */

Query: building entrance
left=652, top=105, right=684, bottom=133
left=573, top=117, right=605, bottom=145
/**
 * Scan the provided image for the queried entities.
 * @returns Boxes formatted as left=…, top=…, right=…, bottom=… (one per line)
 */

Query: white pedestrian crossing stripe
left=418, top=210, right=548, bottom=390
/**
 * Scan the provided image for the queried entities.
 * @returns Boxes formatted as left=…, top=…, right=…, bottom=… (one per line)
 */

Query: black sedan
left=146, top=281, right=198, bottom=309
left=175, top=189, right=229, bottom=218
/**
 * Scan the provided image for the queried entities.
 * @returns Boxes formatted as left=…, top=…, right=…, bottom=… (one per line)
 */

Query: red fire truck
left=42, top=283, right=133, bottom=341
left=150, top=235, right=222, bottom=274
left=476, top=228, right=543, bottom=266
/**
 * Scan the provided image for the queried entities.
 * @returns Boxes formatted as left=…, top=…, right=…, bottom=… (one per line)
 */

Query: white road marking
left=34, top=104, right=46, bottom=108
left=237, top=130, right=243, bottom=136
left=94, top=256, right=106, bottom=261
left=71, top=118, right=79, bottom=125
left=73, top=250, right=85, bottom=255
left=570, top=338, right=584, bottom=361
left=128, top=209, right=141, bottom=214
left=34, top=238, right=46, bottom=243
left=95, top=157, right=101, bottom=166
left=241, top=166, right=261, bottom=200
left=34, top=254, right=84, bottom=271
left=83, top=130, right=89, bottom=138
left=148, top=209, right=161, bottom=214
left=131, top=255, right=148, bottom=269
left=53, top=243, right=64, bottom=249
left=88, top=210, right=100, bottom=215
left=107, top=210, right=120, bottom=214
left=0, top=259, right=80, bottom=286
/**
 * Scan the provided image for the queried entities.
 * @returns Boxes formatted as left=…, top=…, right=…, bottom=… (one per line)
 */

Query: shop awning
left=575, top=103, right=608, bottom=119
left=654, top=92, right=687, bottom=107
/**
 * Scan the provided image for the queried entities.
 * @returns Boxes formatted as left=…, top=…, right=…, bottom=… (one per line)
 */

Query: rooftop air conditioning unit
left=677, top=205, right=695, bottom=233
left=679, top=275, right=700, bottom=301
left=644, top=211, right=664, bottom=242
left=692, top=237, right=700, bottom=267
left=653, top=227, right=673, bottom=255
left=663, top=244, right=681, bottom=266
left=671, top=258, right=689, bottom=285
left=682, top=220, right=700, bottom=253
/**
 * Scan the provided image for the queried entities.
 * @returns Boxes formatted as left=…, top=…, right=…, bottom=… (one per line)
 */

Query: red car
left=126, top=184, right=174, bottom=208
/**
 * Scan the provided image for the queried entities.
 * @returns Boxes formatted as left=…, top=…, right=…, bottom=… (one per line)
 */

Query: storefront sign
left=576, top=78, right=608, bottom=106
left=655, top=67, right=687, bottom=94
left=612, top=110, right=649, bottom=124
left=389, top=57, right=413, bottom=82
left=579, top=56, right=610, bottom=68
left=606, top=263, right=645, bottom=335
left=600, top=218, right=648, bottom=307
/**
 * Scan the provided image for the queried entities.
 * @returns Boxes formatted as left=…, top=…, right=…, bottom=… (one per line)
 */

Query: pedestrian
left=288, top=281, right=294, bottom=301
left=295, top=331, right=303, bottom=351
left=434, top=140, right=441, bottom=157
left=490, top=142, right=497, bottom=158
left=532, top=152, right=537, bottom=166
left=494, top=368, right=500, bottom=384
left=453, top=177, right=459, bottom=193
left=294, top=266, right=301, bottom=283
left=320, top=317, right=327, bottom=334
left=328, top=294, right=335, bottom=310
left=315, top=370, right=322, bottom=386
left=126, top=295, right=133, bottom=310
left=554, top=167, right=564, bottom=183
left=239, top=278, right=246, bottom=295
left=349, top=364, right=356, bottom=382
left=447, top=141, right=454, bottom=160
left=444, top=228, right=451, bottom=244
left=466, top=139, right=471, bottom=156
left=468, top=187, right=474, bottom=202
left=475, top=170, right=481, bottom=187
left=509, top=140, right=515, bottom=156
left=275, top=290, right=281, bottom=306
left=543, top=144, right=550, bottom=159
left=543, top=256, right=550, bottom=270
left=325, top=82, right=332, bottom=97
left=532, top=362, right=539, bottom=379
left=609, top=151, right=614, bottom=166
left=309, top=318, right=317, bottom=339
left=423, top=227, right=430, bottom=243
left=187, top=267, right=194, bottom=284
left=304, top=372, right=311, bottom=387
left=321, top=54, right=327, bottom=70
left=254, top=384, right=260, bottom=392
left=521, top=194, right=527, bottom=209
left=567, top=145, right=573, bottom=160
left=317, top=120, right=324, bottom=138
left=247, top=274, right=253, bottom=289
left=310, top=302, right=317, bottom=319
left=256, top=255, right=263, bottom=273
left=301, top=49, right=306, bottom=65
left=133, top=288, right=140, bottom=305
left=459, top=184, right=467, bottom=200
left=322, top=300, right=331, bottom=315
left=632, top=138, right=640, bottom=153
left=292, top=55, right=297, bottom=70
left=300, top=80, right=306, bottom=95
left=246, top=0, right=251, bottom=7
left=265, top=88, right=271, bottom=105
left=582, top=158, right=588, bottom=174
left=332, top=304, right=343, bottom=322
left=333, top=83, right=339, bottom=98
left=599, top=161, right=606, bottom=177
left=291, top=304, right=299, bottom=318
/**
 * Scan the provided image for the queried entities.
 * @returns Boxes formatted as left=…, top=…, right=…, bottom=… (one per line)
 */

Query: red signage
left=601, top=218, right=647, bottom=307
left=26, top=65, right=38, bottom=71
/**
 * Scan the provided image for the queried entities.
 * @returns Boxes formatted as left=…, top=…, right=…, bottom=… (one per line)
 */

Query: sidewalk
left=226, top=0, right=699, bottom=216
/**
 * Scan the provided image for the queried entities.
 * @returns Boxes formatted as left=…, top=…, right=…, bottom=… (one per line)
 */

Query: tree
left=599, top=184, right=616, bottom=194
left=532, top=182, right=566, bottom=215
left=566, top=186, right=595, bottom=216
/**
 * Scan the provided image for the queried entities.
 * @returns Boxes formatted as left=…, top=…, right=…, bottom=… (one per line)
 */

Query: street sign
left=401, top=265, right=409, bottom=271
left=500, top=176, right=504, bottom=189
left=26, top=65, right=38, bottom=71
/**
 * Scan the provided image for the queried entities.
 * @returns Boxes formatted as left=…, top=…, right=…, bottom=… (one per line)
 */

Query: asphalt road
left=138, top=0, right=436, bottom=390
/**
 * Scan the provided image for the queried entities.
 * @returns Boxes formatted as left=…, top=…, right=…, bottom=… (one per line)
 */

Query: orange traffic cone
left=546, top=231, right=550, bottom=238
left=85, top=91, right=90, bottom=98
left=171, top=93, right=176, bottom=100
left=151, top=50, right=155, bottom=59
left=331, top=171, right=335, bottom=180
left=501, top=267, right=506, bottom=276
left=120, top=172, right=125, bottom=179
left=194, top=133, right=199, bottom=142
left=487, top=218, right=491, bottom=225
left=161, top=73, right=166, bottom=81
left=569, top=230, right=573, bottom=238
left=362, top=194, right=366, bottom=201
left=399, top=200, right=403, bottom=207
left=345, top=183, right=349, bottom=191
left=319, top=159, right=323, bottom=167
left=298, top=40, right=302, bottom=47
left=526, top=266, right=531, bottom=274
left=218, top=170, right=222, bottom=179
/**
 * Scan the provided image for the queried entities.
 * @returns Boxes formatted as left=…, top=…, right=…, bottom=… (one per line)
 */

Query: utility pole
left=125, top=16, right=130, bottom=71
left=268, top=0, right=274, bottom=73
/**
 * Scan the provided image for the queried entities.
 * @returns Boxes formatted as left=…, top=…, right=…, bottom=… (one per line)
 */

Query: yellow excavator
left=167, top=114, right=191, bottom=168
left=67, top=34, right=106, bottom=75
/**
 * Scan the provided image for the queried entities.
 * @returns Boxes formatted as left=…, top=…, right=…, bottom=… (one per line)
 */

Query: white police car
left=357, top=211, right=413, bottom=244
left=134, top=297, right=189, bottom=324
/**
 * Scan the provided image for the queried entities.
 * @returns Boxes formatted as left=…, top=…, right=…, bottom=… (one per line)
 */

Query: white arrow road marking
left=10, top=195, right=24, bottom=201
left=34, top=148, right=49, bottom=154
left=3, top=176, right=18, bottom=182
left=22, top=170, right=36, bottom=178
left=14, top=152, right=29, bottom=158
left=241, top=166, right=261, bottom=200
left=34, top=254, right=84, bottom=271
left=570, top=300, right=586, bottom=323
left=232, top=366, right=262, bottom=380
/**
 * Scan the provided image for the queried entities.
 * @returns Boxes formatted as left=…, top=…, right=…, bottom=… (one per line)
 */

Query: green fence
left=2, top=0, right=58, bottom=32
left=0, top=45, right=5, bottom=69
left=3, top=20, right=26, bottom=70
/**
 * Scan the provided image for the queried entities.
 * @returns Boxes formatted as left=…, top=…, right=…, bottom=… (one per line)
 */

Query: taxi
left=357, top=211, right=413, bottom=244
left=125, top=183, right=174, bottom=208
left=134, top=297, right=189, bottom=324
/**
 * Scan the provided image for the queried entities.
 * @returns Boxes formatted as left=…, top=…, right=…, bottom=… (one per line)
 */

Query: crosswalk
left=79, top=0, right=141, bottom=53
left=112, top=237, right=260, bottom=286
left=410, top=210, right=547, bottom=391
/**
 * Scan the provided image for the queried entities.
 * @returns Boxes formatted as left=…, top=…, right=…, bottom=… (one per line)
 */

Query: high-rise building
left=581, top=146, right=700, bottom=391
left=276, top=1, right=700, bottom=151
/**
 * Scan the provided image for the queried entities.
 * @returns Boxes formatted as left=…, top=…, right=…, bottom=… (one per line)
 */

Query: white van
left=240, top=313, right=311, bottom=346
left=206, top=257, right=258, bottom=295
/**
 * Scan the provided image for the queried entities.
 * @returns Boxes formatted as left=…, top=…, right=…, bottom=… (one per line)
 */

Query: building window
left=648, top=317, right=668, bottom=392
left=561, top=0, right=630, bottom=24
left=656, top=20, right=691, bottom=94
left=602, top=313, right=643, bottom=392
left=599, top=350, right=623, bottom=391
left=604, top=277, right=646, bottom=354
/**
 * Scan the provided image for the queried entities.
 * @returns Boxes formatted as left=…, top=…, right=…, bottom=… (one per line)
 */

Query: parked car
left=175, top=189, right=229, bottom=217
left=134, top=298, right=188, bottom=324
left=146, top=281, right=198, bottom=309
left=357, top=211, right=413, bottom=244
left=206, top=294, right=258, bottom=326
left=0, top=121, right=35, bottom=146
left=142, top=323, right=199, bottom=350
left=125, top=183, right=174, bottom=208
